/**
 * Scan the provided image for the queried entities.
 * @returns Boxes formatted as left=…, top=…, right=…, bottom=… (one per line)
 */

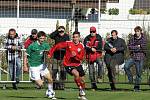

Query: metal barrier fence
left=0, top=49, right=31, bottom=83
left=0, top=49, right=150, bottom=86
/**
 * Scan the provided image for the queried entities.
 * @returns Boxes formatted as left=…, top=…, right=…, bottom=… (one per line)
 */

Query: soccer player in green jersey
left=26, top=31, right=56, bottom=99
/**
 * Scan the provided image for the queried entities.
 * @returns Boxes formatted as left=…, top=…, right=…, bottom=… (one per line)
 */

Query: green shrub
left=100, top=8, right=107, bottom=14
left=108, top=8, right=119, bottom=15
left=144, top=32, right=150, bottom=69
left=129, top=9, right=148, bottom=15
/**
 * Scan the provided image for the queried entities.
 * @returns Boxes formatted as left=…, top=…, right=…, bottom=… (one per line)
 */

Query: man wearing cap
left=24, top=29, right=38, bottom=73
left=49, top=26, right=70, bottom=90
left=84, top=26, right=103, bottom=90
left=24, top=29, right=38, bottom=49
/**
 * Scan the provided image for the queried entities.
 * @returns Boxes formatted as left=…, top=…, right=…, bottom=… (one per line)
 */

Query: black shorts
left=65, top=65, right=85, bottom=77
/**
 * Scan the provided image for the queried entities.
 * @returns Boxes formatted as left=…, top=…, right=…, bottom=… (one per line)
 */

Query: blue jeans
left=88, top=59, right=103, bottom=84
left=124, top=58, right=144, bottom=87
left=9, top=57, right=22, bottom=81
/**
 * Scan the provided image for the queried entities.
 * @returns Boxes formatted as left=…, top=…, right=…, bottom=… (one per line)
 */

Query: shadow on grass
left=7, top=96, right=77, bottom=100
left=7, top=96, right=42, bottom=98
left=86, top=88, right=150, bottom=92
left=2, top=85, right=150, bottom=92
left=66, top=87, right=150, bottom=92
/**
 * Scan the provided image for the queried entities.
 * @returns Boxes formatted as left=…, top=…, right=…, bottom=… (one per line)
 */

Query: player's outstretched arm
left=48, top=41, right=68, bottom=58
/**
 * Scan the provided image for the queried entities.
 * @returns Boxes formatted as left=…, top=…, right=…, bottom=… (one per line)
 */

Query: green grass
left=0, top=73, right=150, bottom=100
left=0, top=83, right=150, bottom=100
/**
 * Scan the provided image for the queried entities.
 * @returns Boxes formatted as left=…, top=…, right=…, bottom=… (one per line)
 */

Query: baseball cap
left=31, top=29, right=38, bottom=34
left=90, top=26, right=96, bottom=32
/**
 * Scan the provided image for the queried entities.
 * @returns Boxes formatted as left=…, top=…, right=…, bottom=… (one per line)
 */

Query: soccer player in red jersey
left=48, top=31, right=87, bottom=100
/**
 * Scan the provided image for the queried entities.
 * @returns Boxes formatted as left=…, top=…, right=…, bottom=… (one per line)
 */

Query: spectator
left=23, top=29, right=38, bottom=72
left=49, top=26, right=70, bottom=90
left=83, top=26, right=103, bottom=90
left=105, top=32, right=111, bottom=41
left=104, top=30, right=126, bottom=90
left=4, top=28, right=23, bottom=89
left=24, top=29, right=38, bottom=49
left=124, top=26, right=147, bottom=92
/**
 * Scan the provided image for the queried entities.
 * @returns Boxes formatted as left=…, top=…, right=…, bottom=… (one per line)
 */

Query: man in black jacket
left=49, top=26, right=70, bottom=90
left=84, top=26, right=103, bottom=90
left=104, top=30, right=126, bottom=90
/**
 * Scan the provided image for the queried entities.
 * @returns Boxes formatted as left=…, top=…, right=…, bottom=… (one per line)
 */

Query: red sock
left=74, top=78, right=85, bottom=89
left=82, top=81, right=85, bottom=89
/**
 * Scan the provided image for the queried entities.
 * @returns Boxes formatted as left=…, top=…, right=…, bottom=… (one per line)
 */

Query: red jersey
left=24, top=37, right=36, bottom=49
left=48, top=41, right=85, bottom=67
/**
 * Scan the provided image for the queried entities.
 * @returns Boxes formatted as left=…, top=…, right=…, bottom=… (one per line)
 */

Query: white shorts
left=29, top=64, right=49, bottom=80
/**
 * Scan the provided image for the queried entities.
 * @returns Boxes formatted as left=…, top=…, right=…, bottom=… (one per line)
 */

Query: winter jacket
left=104, top=37, right=126, bottom=65
left=84, top=34, right=102, bottom=63
left=4, top=34, right=23, bottom=61
left=24, top=35, right=37, bottom=49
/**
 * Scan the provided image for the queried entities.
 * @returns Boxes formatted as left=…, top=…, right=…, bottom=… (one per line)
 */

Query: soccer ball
left=46, top=90, right=55, bottom=98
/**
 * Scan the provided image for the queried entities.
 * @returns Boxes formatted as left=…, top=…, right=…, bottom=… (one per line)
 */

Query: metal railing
left=0, top=49, right=150, bottom=86
left=0, top=49, right=31, bottom=83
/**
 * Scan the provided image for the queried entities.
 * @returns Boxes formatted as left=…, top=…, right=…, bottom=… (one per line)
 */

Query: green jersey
left=26, top=41, right=50, bottom=67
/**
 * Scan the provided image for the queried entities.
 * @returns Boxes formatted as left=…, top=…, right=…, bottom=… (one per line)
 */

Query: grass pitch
left=0, top=83, right=150, bottom=100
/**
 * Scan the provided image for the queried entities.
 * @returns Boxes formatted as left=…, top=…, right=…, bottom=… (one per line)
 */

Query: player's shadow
left=51, top=97, right=77, bottom=100
left=7, top=96, right=42, bottom=98
left=8, top=96, right=76, bottom=100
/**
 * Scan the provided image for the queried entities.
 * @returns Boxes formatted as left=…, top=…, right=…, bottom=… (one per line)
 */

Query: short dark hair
left=9, top=28, right=16, bottom=33
left=31, top=29, right=38, bottom=34
left=8, top=28, right=17, bottom=38
left=37, top=31, right=46, bottom=38
left=134, top=26, right=142, bottom=32
left=73, top=31, right=80, bottom=36
left=111, top=30, right=118, bottom=35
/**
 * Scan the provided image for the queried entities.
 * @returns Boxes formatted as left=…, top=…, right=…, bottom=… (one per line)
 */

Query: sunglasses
left=90, top=31, right=96, bottom=33
left=31, top=33, right=37, bottom=35
left=58, top=30, right=64, bottom=33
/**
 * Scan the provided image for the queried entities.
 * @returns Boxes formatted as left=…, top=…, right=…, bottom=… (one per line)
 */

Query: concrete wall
left=0, top=17, right=150, bottom=40
left=1, top=0, right=150, bottom=40
left=0, top=18, right=66, bottom=36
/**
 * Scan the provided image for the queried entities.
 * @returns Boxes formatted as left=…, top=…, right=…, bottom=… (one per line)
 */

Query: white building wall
left=0, top=18, right=66, bottom=36
left=0, top=17, right=150, bottom=40
left=0, top=0, right=149, bottom=40
left=79, top=20, right=150, bottom=38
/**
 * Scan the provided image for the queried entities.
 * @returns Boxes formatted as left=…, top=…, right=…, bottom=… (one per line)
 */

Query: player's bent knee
left=35, top=80, right=43, bottom=87
left=47, top=77, right=53, bottom=83
left=45, top=73, right=53, bottom=83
